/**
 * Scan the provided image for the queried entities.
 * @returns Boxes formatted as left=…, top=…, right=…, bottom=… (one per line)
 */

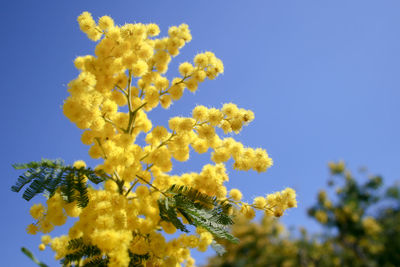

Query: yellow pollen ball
left=179, top=62, right=194, bottom=76
left=229, top=189, right=242, bottom=201
left=98, top=15, right=114, bottom=30
left=132, top=60, right=148, bottom=77
left=73, top=160, right=86, bottom=169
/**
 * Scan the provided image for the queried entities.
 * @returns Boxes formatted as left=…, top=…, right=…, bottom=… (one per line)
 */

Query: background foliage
left=206, top=162, right=400, bottom=267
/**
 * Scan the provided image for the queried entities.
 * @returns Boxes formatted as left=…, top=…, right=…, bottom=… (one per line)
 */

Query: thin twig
left=136, top=175, right=168, bottom=197
left=124, top=179, right=139, bottom=196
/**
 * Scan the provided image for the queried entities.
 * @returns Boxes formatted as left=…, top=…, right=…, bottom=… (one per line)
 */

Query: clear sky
left=1, top=1, right=400, bottom=266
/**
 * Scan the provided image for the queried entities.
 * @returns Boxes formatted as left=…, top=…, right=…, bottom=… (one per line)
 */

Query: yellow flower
left=230, top=188, right=243, bottom=201
left=30, top=204, right=46, bottom=220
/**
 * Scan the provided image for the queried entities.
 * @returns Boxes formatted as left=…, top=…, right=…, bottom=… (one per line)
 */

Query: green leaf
left=61, top=238, right=103, bottom=266
left=166, top=185, right=232, bottom=212
left=158, top=197, right=189, bottom=232
left=176, top=196, right=238, bottom=243
left=128, top=251, right=150, bottom=267
left=82, top=257, right=109, bottom=267
left=158, top=184, right=238, bottom=244
left=11, top=159, right=107, bottom=207
left=21, top=247, right=49, bottom=267
left=74, top=173, right=90, bottom=208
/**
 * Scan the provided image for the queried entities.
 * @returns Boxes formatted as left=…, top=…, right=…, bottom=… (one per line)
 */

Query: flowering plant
left=12, top=12, right=296, bottom=267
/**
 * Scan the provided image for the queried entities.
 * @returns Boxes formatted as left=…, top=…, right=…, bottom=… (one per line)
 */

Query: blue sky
left=1, top=1, right=400, bottom=266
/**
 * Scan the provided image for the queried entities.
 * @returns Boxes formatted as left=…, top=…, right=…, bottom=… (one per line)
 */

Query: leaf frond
left=128, top=251, right=150, bottom=267
left=11, top=159, right=107, bottom=207
left=62, top=238, right=103, bottom=266
left=159, top=184, right=238, bottom=244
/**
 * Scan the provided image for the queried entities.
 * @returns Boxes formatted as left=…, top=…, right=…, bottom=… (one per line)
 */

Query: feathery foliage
left=128, top=251, right=150, bottom=267
left=159, top=185, right=238, bottom=244
left=60, top=238, right=150, bottom=267
left=11, top=159, right=107, bottom=207
left=61, top=238, right=103, bottom=266
left=81, top=257, right=109, bottom=267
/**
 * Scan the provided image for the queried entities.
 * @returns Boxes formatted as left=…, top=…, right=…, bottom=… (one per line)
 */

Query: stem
left=113, top=171, right=125, bottom=194
left=159, top=75, right=191, bottom=96
left=124, top=179, right=139, bottom=196
left=156, top=131, right=176, bottom=149
left=126, top=102, right=147, bottom=134
left=140, top=131, right=176, bottom=161
left=226, top=198, right=275, bottom=213
left=126, top=70, right=134, bottom=134
left=146, top=164, right=154, bottom=171
left=115, top=85, right=128, bottom=96
left=94, top=138, right=122, bottom=188
left=95, top=138, right=107, bottom=160
left=136, top=175, right=168, bottom=197
left=113, top=170, right=122, bottom=180
left=194, top=121, right=208, bottom=127
left=102, top=115, right=124, bottom=132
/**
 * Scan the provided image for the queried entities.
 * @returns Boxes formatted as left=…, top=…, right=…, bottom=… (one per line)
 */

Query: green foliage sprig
left=59, top=238, right=150, bottom=267
left=21, top=247, right=49, bottom=267
left=158, top=185, right=238, bottom=244
left=11, top=159, right=107, bottom=207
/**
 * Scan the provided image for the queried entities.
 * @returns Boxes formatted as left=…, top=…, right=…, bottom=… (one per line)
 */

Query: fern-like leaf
left=61, top=238, right=103, bottom=266
left=175, top=194, right=238, bottom=243
left=159, top=185, right=238, bottom=245
left=82, top=257, right=109, bottom=267
left=128, top=251, right=150, bottom=267
left=12, top=159, right=107, bottom=207
left=74, top=173, right=90, bottom=208
left=167, top=185, right=232, bottom=213
left=158, top=197, right=189, bottom=232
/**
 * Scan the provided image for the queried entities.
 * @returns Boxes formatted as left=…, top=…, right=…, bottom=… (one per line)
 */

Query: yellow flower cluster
left=226, top=187, right=297, bottom=219
left=25, top=12, right=296, bottom=266
left=26, top=192, right=69, bottom=235
left=328, top=160, right=345, bottom=174
left=362, top=216, right=381, bottom=236
left=315, top=210, right=328, bottom=223
left=255, top=188, right=297, bottom=218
